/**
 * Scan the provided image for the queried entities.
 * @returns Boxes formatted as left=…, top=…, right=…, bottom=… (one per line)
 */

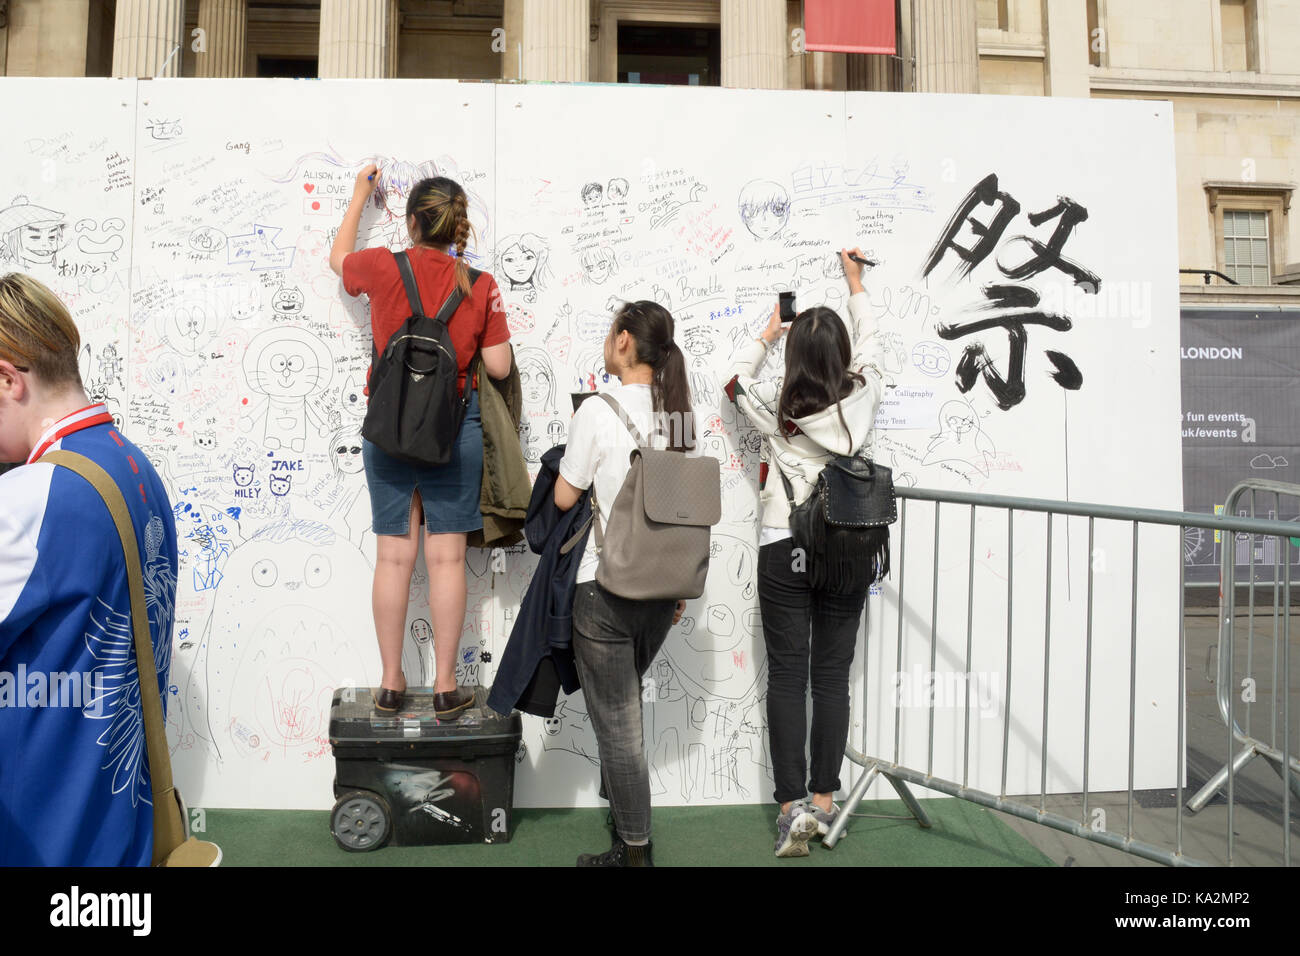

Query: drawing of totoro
left=180, top=520, right=375, bottom=765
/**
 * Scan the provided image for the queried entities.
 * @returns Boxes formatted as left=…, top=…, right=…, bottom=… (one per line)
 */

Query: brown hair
left=0, top=272, right=82, bottom=387
left=778, top=306, right=865, bottom=454
left=407, top=176, right=476, bottom=296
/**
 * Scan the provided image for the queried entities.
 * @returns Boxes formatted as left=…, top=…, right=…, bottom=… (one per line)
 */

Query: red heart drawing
left=547, top=336, right=571, bottom=363
left=303, top=183, right=315, bottom=194
left=178, top=421, right=185, bottom=432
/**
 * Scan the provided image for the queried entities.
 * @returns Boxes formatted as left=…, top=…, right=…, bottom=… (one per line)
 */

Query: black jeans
left=758, top=536, right=867, bottom=804
left=571, top=581, right=675, bottom=843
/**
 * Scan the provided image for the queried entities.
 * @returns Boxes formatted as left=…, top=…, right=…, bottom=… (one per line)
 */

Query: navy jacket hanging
left=486, top=444, right=591, bottom=719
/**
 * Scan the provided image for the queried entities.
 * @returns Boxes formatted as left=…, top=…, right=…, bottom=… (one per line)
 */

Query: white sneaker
left=774, top=802, right=819, bottom=858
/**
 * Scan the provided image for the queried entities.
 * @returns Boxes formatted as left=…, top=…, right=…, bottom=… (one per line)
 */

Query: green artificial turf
left=201, top=798, right=1055, bottom=867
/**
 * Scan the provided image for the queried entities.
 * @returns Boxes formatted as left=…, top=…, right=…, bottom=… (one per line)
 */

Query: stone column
left=112, top=0, right=185, bottom=77
left=195, top=0, right=246, bottom=78
left=911, top=0, right=979, bottom=93
left=803, top=51, right=845, bottom=91
left=319, top=0, right=397, bottom=79
left=847, top=54, right=898, bottom=91
left=502, top=0, right=587, bottom=82
left=1042, top=0, right=1089, bottom=97
left=721, top=0, right=786, bottom=90
left=0, top=1, right=9, bottom=76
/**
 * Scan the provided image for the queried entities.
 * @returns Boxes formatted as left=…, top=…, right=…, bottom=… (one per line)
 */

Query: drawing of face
left=168, top=304, right=217, bottom=355
left=331, top=430, right=364, bottom=475
left=243, top=326, right=332, bottom=400
left=738, top=181, right=790, bottom=240
left=939, top=401, right=976, bottom=439
left=272, top=287, right=304, bottom=316
left=270, top=474, right=291, bottom=497
left=195, top=432, right=217, bottom=451
left=517, top=355, right=553, bottom=410
left=340, top=374, right=366, bottom=419
left=581, top=247, right=616, bottom=285
left=0, top=200, right=67, bottom=267
left=13, top=222, right=65, bottom=265
left=581, top=183, right=603, bottom=207
left=499, top=243, right=537, bottom=285
left=409, top=619, right=432, bottom=645
left=146, top=352, right=186, bottom=399
left=546, top=420, right=564, bottom=444
left=607, top=178, right=629, bottom=202
left=233, top=464, right=255, bottom=487
left=682, top=325, right=714, bottom=358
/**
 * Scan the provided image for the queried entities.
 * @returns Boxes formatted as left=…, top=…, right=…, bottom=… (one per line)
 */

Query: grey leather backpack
left=590, top=393, right=721, bottom=601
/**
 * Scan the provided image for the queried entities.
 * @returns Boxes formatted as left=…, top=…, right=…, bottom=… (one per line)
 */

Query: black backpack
left=362, top=250, right=480, bottom=467
left=780, top=454, right=896, bottom=594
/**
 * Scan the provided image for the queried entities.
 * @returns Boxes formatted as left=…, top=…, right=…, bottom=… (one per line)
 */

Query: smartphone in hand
left=778, top=290, right=796, bottom=324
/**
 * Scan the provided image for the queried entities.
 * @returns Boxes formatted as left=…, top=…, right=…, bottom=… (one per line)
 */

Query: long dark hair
left=407, top=176, right=475, bottom=296
left=611, top=300, right=694, bottom=452
left=778, top=306, right=865, bottom=454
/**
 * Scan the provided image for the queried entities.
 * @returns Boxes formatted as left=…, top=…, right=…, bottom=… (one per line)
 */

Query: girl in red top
left=330, top=166, right=511, bottom=717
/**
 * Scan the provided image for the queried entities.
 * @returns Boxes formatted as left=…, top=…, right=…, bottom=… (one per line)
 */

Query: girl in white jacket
left=725, top=247, right=885, bottom=857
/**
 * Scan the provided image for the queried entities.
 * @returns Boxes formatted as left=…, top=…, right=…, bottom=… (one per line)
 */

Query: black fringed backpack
left=780, top=454, right=896, bottom=594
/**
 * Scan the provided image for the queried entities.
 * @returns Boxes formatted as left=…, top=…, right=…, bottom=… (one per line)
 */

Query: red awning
left=804, top=0, right=897, bottom=55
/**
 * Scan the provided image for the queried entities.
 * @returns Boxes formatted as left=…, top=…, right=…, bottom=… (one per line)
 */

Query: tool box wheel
left=331, top=790, right=392, bottom=852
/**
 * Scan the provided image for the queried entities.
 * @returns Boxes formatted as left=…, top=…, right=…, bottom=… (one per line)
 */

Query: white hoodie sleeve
left=846, top=290, right=885, bottom=382
left=724, top=335, right=782, bottom=437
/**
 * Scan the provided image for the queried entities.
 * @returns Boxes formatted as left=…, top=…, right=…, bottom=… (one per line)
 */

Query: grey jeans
left=571, top=580, right=676, bottom=844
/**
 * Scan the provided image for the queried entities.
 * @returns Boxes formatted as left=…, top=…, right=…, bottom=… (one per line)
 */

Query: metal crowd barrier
left=1187, top=479, right=1300, bottom=862
left=823, top=484, right=1299, bottom=867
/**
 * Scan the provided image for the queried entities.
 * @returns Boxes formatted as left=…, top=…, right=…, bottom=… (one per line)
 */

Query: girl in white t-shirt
left=553, top=300, right=695, bottom=868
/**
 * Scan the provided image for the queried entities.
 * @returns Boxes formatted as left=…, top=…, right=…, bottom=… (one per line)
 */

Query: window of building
left=1086, top=0, right=1104, bottom=68
left=256, top=56, right=318, bottom=78
left=1222, top=209, right=1270, bottom=285
left=1220, top=0, right=1259, bottom=72
left=617, top=24, right=720, bottom=86
left=977, top=0, right=1010, bottom=31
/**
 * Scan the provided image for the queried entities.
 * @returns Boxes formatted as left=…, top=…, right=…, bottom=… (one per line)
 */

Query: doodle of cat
left=339, top=373, right=367, bottom=420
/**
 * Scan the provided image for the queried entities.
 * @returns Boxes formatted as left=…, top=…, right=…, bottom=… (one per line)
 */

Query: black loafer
left=374, top=687, right=404, bottom=712
left=433, top=688, right=473, bottom=718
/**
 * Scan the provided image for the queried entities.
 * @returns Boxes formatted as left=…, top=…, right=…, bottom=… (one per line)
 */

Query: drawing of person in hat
left=0, top=197, right=68, bottom=269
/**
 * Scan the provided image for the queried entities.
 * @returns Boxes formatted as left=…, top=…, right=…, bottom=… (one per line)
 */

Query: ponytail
left=611, top=301, right=695, bottom=452
left=407, top=176, right=476, bottom=296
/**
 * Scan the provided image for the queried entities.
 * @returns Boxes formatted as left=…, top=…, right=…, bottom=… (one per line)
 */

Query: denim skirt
left=362, top=389, right=483, bottom=535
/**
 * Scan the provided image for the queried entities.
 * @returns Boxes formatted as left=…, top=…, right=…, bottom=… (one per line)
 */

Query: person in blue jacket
left=486, top=443, right=590, bottom=718
left=0, top=272, right=179, bottom=866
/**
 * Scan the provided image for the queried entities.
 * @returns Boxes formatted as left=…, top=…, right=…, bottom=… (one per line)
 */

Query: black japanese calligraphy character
left=997, top=197, right=1101, bottom=290
left=935, top=284, right=1082, bottom=410
left=922, top=173, right=1021, bottom=282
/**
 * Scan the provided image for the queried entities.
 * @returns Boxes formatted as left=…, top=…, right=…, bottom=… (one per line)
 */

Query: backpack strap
left=38, top=449, right=188, bottom=864
left=596, top=392, right=668, bottom=448
left=778, top=463, right=798, bottom=511
left=394, top=250, right=426, bottom=319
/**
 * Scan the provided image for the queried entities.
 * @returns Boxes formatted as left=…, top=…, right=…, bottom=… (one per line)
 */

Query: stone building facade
left=0, top=0, right=1296, bottom=305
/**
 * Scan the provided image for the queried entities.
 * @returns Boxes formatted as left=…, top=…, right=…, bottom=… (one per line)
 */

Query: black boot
left=576, top=835, right=654, bottom=867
